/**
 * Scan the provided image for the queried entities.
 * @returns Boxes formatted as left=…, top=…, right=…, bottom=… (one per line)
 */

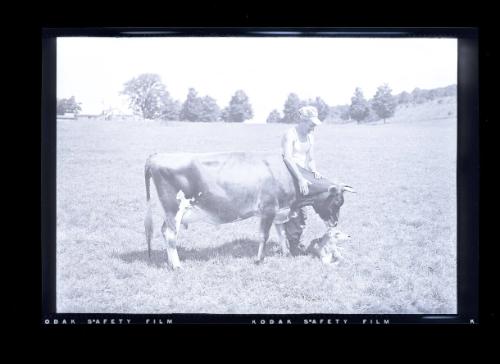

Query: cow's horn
left=341, top=184, right=356, bottom=193
left=328, top=184, right=356, bottom=193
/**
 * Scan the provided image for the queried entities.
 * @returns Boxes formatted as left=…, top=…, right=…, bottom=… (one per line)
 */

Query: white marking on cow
left=166, top=245, right=181, bottom=269
left=161, top=223, right=181, bottom=269
left=165, top=228, right=176, bottom=241
left=174, top=190, right=224, bottom=226
left=274, top=223, right=289, bottom=255
left=175, top=190, right=194, bottom=236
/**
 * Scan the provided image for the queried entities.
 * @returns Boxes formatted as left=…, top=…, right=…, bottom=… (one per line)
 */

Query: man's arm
left=282, top=130, right=311, bottom=194
left=307, top=147, right=317, bottom=173
left=282, top=131, right=303, bottom=180
left=307, top=135, right=323, bottom=179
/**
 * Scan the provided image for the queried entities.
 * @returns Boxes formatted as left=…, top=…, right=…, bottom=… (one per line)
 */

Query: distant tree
left=411, top=87, right=426, bottom=104
left=160, top=99, right=182, bottom=121
left=199, top=96, right=221, bottom=122
left=180, top=88, right=204, bottom=121
left=57, top=96, right=82, bottom=115
left=220, top=107, right=229, bottom=122
left=266, top=109, right=282, bottom=124
left=282, top=93, right=305, bottom=123
left=426, top=89, right=437, bottom=101
left=226, top=90, right=253, bottom=123
left=308, top=97, right=329, bottom=121
left=398, top=91, right=411, bottom=104
left=372, top=84, right=397, bottom=123
left=340, top=108, right=351, bottom=121
left=366, top=99, right=381, bottom=122
left=323, top=104, right=349, bottom=123
left=349, top=88, right=370, bottom=124
left=121, top=73, right=172, bottom=119
left=179, top=89, right=221, bottom=122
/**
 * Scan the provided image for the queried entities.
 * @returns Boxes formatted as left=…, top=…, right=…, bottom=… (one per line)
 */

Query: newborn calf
left=305, top=228, right=350, bottom=264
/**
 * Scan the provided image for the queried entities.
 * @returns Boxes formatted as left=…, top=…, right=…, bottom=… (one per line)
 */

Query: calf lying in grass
left=302, top=228, right=350, bottom=264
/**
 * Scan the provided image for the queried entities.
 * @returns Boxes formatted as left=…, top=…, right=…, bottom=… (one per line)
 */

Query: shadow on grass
left=117, top=238, right=282, bottom=267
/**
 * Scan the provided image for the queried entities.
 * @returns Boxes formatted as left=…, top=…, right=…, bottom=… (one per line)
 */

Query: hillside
left=326, top=96, right=456, bottom=124
left=386, top=96, right=456, bottom=124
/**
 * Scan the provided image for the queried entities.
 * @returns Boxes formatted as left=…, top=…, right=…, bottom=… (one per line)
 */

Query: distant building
left=57, top=113, right=77, bottom=120
left=101, top=108, right=135, bottom=120
left=77, top=114, right=101, bottom=120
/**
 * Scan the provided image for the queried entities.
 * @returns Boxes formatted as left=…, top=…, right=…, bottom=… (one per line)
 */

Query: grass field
left=56, top=101, right=457, bottom=314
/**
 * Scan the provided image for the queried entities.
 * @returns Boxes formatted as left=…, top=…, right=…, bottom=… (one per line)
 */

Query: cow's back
left=148, top=152, right=296, bottom=218
left=149, top=151, right=292, bottom=189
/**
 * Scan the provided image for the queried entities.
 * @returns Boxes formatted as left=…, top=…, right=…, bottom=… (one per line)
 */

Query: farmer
left=281, top=105, right=333, bottom=255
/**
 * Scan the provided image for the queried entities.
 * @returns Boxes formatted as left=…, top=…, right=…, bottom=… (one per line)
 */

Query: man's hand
left=298, top=178, right=311, bottom=195
left=312, top=171, right=323, bottom=179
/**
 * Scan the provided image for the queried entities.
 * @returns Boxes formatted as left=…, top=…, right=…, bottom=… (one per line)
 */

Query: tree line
left=57, top=73, right=456, bottom=124
left=57, top=96, right=81, bottom=115
left=121, top=74, right=253, bottom=122
left=328, top=84, right=457, bottom=124
left=268, top=84, right=456, bottom=124
left=268, top=86, right=397, bottom=124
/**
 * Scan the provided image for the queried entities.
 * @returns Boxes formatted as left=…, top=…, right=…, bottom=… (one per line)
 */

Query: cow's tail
left=144, top=159, right=154, bottom=259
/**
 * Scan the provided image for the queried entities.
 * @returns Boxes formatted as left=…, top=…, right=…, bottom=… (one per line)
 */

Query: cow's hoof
left=254, top=259, right=264, bottom=265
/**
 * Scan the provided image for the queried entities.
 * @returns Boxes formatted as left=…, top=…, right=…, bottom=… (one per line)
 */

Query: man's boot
left=284, top=207, right=307, bottom=256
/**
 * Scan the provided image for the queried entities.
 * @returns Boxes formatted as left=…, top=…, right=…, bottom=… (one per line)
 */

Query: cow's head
left=312, top=184, right=355, bottom=228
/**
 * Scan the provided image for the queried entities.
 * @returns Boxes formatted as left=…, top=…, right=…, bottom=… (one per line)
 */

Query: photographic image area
left=56, top=37, right=457, bottom=314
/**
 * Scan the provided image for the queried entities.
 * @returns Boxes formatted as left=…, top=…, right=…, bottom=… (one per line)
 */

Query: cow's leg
left=256, top=215, right=275, bottom=264
left=274, top=223, right=290, bottom=256
left=285, top=206, right=308, bottom=256
left=161, top=218, right=181, bottom=269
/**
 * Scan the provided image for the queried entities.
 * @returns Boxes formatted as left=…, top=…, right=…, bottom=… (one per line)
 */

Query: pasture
left=56, top=112, right=457, bottom=313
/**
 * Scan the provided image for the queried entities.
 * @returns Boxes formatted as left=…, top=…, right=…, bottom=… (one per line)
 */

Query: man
left=281, top=106, right=333, bottom=255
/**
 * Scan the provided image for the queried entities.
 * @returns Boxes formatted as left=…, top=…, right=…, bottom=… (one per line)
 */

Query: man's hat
left=298, top=106, right=322, bottom=125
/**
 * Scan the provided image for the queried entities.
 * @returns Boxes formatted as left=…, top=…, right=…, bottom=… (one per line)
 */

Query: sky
left=57, top=37, right=457, bottom=122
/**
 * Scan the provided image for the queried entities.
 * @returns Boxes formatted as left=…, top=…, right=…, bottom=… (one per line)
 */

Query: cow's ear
left=328, top=185, right=340, bottom=194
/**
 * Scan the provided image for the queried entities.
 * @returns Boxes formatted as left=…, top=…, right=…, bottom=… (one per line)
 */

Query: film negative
left=41, top=28, right=479, bottom=325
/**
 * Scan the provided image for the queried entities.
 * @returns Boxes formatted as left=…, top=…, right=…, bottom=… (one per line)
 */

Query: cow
left=144, top=151, right=354, bottom=269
